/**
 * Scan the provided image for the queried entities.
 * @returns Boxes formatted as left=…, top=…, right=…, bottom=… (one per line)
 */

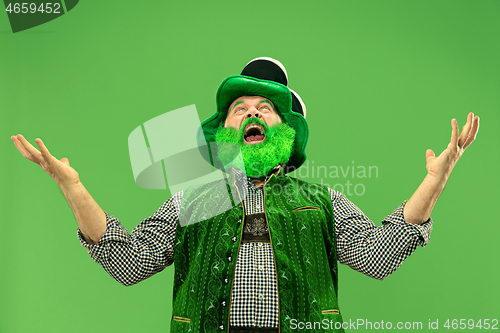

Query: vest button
left=221, top=301, right=227, bottom=307
left=232, top=237, right=237, bottom=242
left=238, top=219, right=242, bottom=224
left=224, top=278, right=229, bottom=284
left=227, top=256, right=232, bottom=262
left=219, top=324, right=225, bottom=330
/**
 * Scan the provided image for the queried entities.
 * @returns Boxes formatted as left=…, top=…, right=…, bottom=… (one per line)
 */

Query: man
left=11, top=58, right=479, bottom=333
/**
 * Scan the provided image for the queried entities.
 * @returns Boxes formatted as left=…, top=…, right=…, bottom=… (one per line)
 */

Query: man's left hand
left=425, top=112, right=480, bottom=180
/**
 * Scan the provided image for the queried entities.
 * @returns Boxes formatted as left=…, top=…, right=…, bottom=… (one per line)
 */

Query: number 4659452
left=5, top=3, right=61, bottom=14
left=444, top=319, right=498, bottom=330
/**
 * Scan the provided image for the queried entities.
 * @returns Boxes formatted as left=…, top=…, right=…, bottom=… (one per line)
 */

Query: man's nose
left=246, top=107, right=261, bottom=118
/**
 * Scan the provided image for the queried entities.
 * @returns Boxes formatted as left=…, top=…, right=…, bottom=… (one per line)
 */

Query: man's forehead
left=230, top=96, right=274, bottom=107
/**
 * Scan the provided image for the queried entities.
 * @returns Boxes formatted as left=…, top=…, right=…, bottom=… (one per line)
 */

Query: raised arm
left=11, top=134, right=106, bottom=244
left=403, top=112, right=480, bottom=225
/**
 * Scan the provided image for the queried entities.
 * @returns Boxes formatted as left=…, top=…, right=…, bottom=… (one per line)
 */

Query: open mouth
left=243, top=123, right=265, bottom=143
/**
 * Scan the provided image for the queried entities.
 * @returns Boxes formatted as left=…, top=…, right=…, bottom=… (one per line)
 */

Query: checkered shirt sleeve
left=330, top=189, right=433, bottom=280
left=77, top=192, right=182, bottom=286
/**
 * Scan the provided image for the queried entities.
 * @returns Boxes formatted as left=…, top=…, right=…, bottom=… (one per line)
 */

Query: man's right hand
left=12, top=134, right=106, bottom=244
left=11, top=134, right=80, bottom=189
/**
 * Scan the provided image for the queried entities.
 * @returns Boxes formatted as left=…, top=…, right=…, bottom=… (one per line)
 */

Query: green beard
left=215, top=118, right=296, bottom=178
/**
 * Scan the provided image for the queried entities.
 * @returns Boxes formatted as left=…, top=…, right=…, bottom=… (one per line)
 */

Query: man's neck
left=249, top=164, right=284, bottom=187
left=231, top=164, right=283, bottom=188
left=251, top=177, right=266, bottom=187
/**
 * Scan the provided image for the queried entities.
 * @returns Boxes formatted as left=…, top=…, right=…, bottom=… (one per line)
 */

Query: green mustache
left=215, top=120, right=296, bottom=178
left=238, top=118, right=269, bottom=140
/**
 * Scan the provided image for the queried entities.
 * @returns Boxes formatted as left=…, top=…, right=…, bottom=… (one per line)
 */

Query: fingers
left=11, top=135, right=32, bottom=160
left=12, top=134, right=43, bottom=164
left=450, top=112, right=480, bottom=152
left=35, top=138, right=54, bottom=160
left=450, top=118, right=459, bottom=148
left=60, top=157, right=70, bottom=166
left=458, top=112, right=473, bottom=148
left=426, top=149, right=435, bottom=159
left=425, top=149, right=436, bottom=173
left=463, top=115, right=479, bottom=150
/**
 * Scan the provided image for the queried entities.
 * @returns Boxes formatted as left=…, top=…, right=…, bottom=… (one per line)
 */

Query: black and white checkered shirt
left=78, top=177, right=432, bottom=328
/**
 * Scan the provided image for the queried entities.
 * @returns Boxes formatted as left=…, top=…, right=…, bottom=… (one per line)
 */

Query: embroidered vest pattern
left=171, top=172, right=345, bottom=333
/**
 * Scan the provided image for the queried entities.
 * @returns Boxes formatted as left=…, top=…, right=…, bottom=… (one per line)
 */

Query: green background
left=1, top=1, right=498, bottom=332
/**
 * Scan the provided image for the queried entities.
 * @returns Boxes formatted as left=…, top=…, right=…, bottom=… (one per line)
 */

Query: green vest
left=171, top=170, right=345, bottom=333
